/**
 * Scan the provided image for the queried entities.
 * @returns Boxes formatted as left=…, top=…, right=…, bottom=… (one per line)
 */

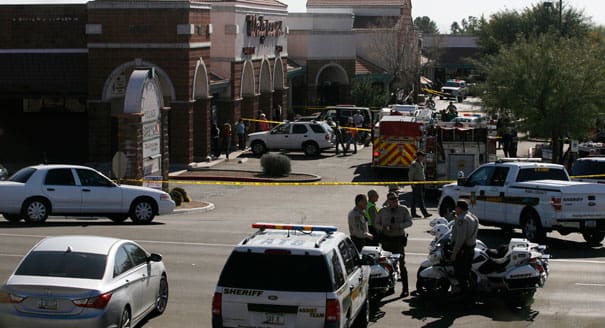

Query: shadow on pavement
left=0, top=218, right=165, bottom=228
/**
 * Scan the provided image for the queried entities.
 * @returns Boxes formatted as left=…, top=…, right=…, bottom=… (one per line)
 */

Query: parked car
left=248, top=121, right=334, bottom=156
left=0, top=164, right=175, bottom=224
left=316, top=106, right=372, bottom=127
left=0, top=164, right=7, bottom=181
left=0, top=235, right=169, bottom=328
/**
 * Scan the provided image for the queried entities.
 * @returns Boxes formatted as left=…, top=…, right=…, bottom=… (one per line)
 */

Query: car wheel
left=438, top=198, right=455, bottom=218
left=108, top=215, right=128, bottom=223
left=119, top=307, right=131, bottom=328
left=303, top=142, right=320, bottom=156
left=130, top=199, right=156, bottom=224
left=522, top=211, right=545, bottom=242
left=2, top=214, right=22, bottom=222
left=251, top=141, right=266, bottom=156
left=22, top=198, right=49, bottom=223
left=582, top=231, right=605, bottom=245
left=154, top=274, right=169, bottom=315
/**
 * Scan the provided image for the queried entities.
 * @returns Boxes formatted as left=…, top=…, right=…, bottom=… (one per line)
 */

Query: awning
left=420, top=76, right=433, bottom=85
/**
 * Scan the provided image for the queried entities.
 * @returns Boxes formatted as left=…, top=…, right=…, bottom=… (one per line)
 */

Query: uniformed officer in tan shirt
left=348, top=194, right=373, bottom=251
left=408, top=151, right=431, bottom=218
left=449, top=200, right=479, bottom=293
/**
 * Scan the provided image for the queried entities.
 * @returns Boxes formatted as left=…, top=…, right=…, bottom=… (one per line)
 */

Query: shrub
left=260, top=153, right=291, bottom=177
left=169, top=190, right=183, bottom=206
left=172, top=187, right=191, bottom=202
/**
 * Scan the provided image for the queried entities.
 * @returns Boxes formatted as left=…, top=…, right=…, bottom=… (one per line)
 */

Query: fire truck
left=372, top=114, right=497, bottom=188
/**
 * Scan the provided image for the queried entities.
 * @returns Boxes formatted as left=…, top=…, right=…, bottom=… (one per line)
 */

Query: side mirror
left=457, top=177, right=466, bottom=186
left=148, top=253, right=163, bottom=262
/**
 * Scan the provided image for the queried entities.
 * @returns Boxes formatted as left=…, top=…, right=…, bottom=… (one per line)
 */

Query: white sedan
left=0, top=235, right=168, bottom=328
left=0, top=164, right=175, bottom=224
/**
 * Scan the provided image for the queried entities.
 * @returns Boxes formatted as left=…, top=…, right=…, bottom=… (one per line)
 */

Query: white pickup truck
left=438, top=160, right=605, bottom=244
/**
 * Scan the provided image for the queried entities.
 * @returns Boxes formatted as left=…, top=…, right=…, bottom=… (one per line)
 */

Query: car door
left=113, top=245, right=146, bottom=321
left=290, top=123, right=309, bottom=150
left=482, top=166, right=510, bottom=221
left=338, top=238, right=365, bottom=321
left=123, top=243, right=156, bottom=312
left=42, top=168, right=81, bottom=213
left=76, top=168, right=123, bottom=213
left=459, top=165, right=495, bottom=220
left=266, top=122, right=291, bottom=149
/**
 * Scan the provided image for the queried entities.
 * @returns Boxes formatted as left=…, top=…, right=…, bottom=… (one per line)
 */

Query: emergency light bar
left=252, top=222, right=338, bottom=233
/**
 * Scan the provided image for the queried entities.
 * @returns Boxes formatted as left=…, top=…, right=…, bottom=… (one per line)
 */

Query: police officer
left=348, top=194, right=373, bottom=252
left=375, top=192, right=413, bottom=298
left=408, top=151, right=431, bottom=218
left=364, top=189, right=380, bottom=246
left=449, top=199, right=479, bottom=294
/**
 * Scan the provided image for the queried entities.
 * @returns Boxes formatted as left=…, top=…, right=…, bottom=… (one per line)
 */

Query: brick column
left=193, top=98, right=211, bottom=161
left=115, top=112, right=143, bottom=186
left=88, top=101, right=112, bottom=163
left=169, top=101, right=194, bottom=166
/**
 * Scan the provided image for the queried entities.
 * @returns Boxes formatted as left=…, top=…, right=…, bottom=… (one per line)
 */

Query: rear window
left=218, top=251, right=333, bottom=292
left=8, top=167, right=36, bottom=183
left=516, top=167, right=569, bottom=182
left=16, top=251, right=107, bottom=280
left=571, top=160, right=605, bottom=176
left=310, top=123, right=327, bottom=133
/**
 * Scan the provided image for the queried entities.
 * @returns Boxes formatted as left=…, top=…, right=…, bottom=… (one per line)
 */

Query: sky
left=281, top=0, right=604, bottom=33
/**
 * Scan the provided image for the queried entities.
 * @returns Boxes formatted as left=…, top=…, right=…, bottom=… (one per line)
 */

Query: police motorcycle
left=360, top=245, right=400, bottom=306
left=417, top=218, right=550, bottom=310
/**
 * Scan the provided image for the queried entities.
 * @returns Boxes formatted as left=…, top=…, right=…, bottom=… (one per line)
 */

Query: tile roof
left=201, top=0, right=287, bottom=8
left=307, top=0, right=405, bottom=7
left=355, top=56, right=387, bottom=75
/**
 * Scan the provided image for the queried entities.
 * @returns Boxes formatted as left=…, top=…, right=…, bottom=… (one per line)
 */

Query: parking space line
left=576, top=283, right=605, bottom=287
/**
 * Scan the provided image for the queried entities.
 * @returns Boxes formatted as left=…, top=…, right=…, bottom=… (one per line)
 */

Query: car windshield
left=572, top=160, right=605, bottom=176
left=444, top=81, right=462, bottom=87
left=8, top=167, right=36, bottom=183
left=16, top=251, right=107, bottom=280
left=218, top=251, right=333, bottom=292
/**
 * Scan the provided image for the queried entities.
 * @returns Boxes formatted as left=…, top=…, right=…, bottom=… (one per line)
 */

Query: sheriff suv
left=248, top=121, right=334, bottom=156
left=212, top=223, right=371, bottom=328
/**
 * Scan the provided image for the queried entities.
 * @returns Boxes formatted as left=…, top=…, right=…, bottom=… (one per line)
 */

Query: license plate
left=38, top=298, right=57, bottom=310
left=585, top=220, right=596, bottom=228
left=263, top=313, right=284, bottom=325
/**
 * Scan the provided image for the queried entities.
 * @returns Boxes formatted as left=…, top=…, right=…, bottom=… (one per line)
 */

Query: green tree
left=480, top=33, right=605, bottom=163
left=450, top=16, right=483, bottom=34
left=351, top=77, right=388, bottom=108
left=476, top=1, right=591, bottom=55
left=414, top=16, right=438, bottom=34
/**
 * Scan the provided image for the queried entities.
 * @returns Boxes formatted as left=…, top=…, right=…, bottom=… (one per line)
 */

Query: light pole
left=544, top=0, right=563, bottom=29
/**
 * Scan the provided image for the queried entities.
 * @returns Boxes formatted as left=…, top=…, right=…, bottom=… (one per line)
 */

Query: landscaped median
left=169, top=169, right=322, bottom=183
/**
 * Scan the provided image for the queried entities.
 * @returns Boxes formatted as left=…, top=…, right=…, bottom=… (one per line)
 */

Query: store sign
left=246, top=15, right=284, bottom=37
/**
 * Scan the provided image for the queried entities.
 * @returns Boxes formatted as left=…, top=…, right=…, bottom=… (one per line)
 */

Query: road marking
left=0, top=253, right=22, bottom=257
left=576, top=283, right=605, bottom=287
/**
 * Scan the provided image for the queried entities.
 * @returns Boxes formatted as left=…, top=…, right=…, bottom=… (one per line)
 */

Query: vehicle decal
left=222, top=288, right=263, bottom=297
left=460, top=194, right=539, bottom=206
left=373, top=139, right=416, bottom=167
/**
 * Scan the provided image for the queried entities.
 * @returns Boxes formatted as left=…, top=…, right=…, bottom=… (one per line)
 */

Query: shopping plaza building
left=0, top=0, right=419, bottom=179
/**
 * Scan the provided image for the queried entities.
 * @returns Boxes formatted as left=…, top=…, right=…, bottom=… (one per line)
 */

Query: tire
left=130, top=199, right=156, bottom=224
left=351, top=297, right=369, bottom=328
left=22, top=198, right=49, bottom=223
left=119, top=307, right=131, bottom=328
left=521, top=211, right=546, bottom=242
left=439, top=198, right=455, bottom=217
left=582, top=231, right=605, bottom=245
left=303, top=142, right=320, bottom=156
left=2, top=214, right=22, bottom=222
left=416, top=276, right=450, bottom=297
left=251, top=141, right=266, bottom=156
left=154, top=274, right=169, bottom=315
left=108, top=215, right=128, bottom=223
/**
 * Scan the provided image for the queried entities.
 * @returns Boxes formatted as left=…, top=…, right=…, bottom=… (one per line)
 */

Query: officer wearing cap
left=449, top=199, right=479, bottom=293
left=375, top=191, right=413, bottom=298
left=408, top=150, right=431, bottom=218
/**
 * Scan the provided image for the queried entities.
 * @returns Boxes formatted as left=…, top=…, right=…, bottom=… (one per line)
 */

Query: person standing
left=348, top=194, right=373, bottom=252
left=375, top=192, right=413, bottom=298
left=408, top=151, right=432, bottom=218
left=449, top=200, right=479, bottom=294
left=352, top=110, right=365, bottom=143
left=364, top=189, right=380, bottom=246
left=236, top=118, right=246, bottom=150
left=333, top=122, right=347, bottom=156
left=258, top=113, right=270, bottom=131
left=345, top=118, right=357, bottom=154
left=221, top=122, right=232, bottom=160
left=211, top=123, right=221, bottom=158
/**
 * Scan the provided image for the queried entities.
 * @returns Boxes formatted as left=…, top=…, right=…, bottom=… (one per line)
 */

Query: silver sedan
left=0, top=235, right=169, bottom=328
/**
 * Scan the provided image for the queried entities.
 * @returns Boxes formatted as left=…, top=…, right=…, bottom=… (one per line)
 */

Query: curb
left=172, top=170, right=322, bottom=183
left=172, top=202, right=216, bottom=214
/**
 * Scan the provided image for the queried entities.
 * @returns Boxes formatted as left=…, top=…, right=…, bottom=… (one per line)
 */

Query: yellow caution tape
left=123, top=178, right=456, bottom=187
left=242, top=117, right=371, bottom=132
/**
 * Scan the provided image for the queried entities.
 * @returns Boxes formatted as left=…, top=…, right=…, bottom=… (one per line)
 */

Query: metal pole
left=559, top=0, right=563, bottom=30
